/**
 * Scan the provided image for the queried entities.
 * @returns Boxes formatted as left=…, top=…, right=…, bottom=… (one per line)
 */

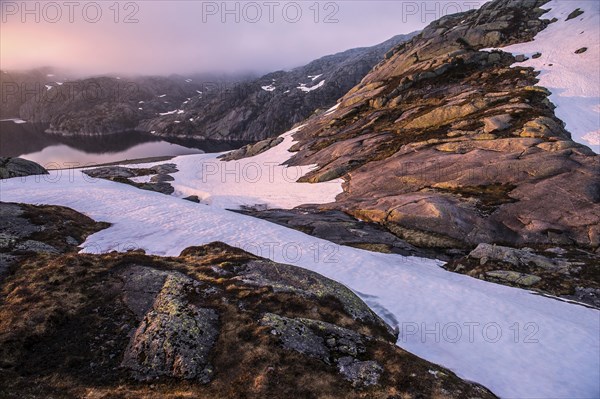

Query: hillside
left=282, top=0, right=599, bottom=251
left=137, top=34, right=416, bottom=141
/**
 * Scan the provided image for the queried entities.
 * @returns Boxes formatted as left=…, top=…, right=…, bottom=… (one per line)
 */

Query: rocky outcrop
left=138, top=34, right=416, bottom=141
left=284, top=0, right=600, bottom=250
left=83, top=163, right=179, bottom=195
left=0, top=157, right=48, bottom=179
left=219, top=136, right=283, bottom=161
left=230, top=259, right=396, bottom=338
left=260, top=313, right=384, bottom=387
left=446, top=243, right=600, bottom=307
left=0, top=202, right=108, bottom=279
left=234, top=206, right=450, bottom=258
left=121, top=267, right=219, bottom=383
left=0, top=205, right=497, bottom=398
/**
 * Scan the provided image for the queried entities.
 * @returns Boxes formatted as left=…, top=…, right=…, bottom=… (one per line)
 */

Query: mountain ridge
left=272, top=0, right=600, bottom=251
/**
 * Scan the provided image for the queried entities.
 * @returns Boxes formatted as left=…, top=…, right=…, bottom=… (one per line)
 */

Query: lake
left=0, top=121, right=251, bottom=169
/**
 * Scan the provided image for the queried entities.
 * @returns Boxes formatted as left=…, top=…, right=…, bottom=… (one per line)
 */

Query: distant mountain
left=138, top=34, right=417, bottom=141
left=6, top=34, right=415, bottom=139
left=15, top=75, right=215, bottom=135
left=0, top=67, right=72, bottom=119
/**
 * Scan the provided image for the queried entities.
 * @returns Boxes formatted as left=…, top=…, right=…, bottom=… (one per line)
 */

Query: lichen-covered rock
left=121, top=271, right=219, bottom=383
left=485, top=270, right=542, bottom=286
left=337, top=356, right=383, bottom=388
left=0, top=157, right=48, bottom=179
left=13, top=240, right=59, bottom=254
left=0, top=202, right=105, bottom=280
left=260, top=313, right=383, bottom=387
left=260, top=313, right=330, bottom=361
left=469, top=243, right=569, bottom=272
left=238, top=260, right=397, bottom=338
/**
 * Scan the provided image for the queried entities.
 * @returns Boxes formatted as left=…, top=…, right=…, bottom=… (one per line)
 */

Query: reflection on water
left=0, top=121, right=252, bottom=169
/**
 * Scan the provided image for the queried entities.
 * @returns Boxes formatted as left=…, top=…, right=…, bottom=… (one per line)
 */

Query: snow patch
left=0, top=118, right=27, bottom=124
left=297, top=80, right=325, bottom=93
left=261, top=84, right=276, bottom=92
left=495, top=0, right=600, bottom=153
left=129, top=175, right=154, bottom=184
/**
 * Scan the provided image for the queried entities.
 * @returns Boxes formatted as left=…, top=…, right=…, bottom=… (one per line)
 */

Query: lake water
left=0, top=121, right=251, bottom=169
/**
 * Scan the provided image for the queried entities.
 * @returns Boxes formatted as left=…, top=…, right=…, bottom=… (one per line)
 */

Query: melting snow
left=261, top=84, right=276, bottom=92
left=159, top=110, right=178, bottom=116
left=45, top=85, right=52, bottom=91
left=0, top=118, right=26, bottom=124
left=185, top=78, right=193, bottom=83
left=308, top=74, right=323, bottom=81
left=158, top=94, right=167, bottom=98
left=495, top=0, right=600, bottom=153
left=297, top=80, right=325, bottom=93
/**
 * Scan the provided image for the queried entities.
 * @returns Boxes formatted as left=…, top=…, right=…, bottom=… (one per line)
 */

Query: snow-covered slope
left=1, top=131, right=598, bottom=399
left=498, top=0, right=600, bottom=152
left=163, top=127, right=344, bottom=209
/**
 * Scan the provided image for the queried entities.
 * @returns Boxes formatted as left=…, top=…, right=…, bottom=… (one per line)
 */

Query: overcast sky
left=0, top=1, right=486, bottom=76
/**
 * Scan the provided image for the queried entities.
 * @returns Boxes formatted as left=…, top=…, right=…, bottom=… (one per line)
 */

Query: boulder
left=469, top=243, right=569, bottom=271
left=0, top=157, right=48, bottom=179
left=121, top=269, right=219, bottom=383
left=483, top=114, right=512, bottom=133
left=337, top=357, right=384, bottom=388
left=236, top=260, right=397, bottom=338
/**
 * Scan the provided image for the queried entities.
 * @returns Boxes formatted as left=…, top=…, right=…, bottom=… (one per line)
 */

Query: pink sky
left=0, top=1, right=485, bottom=75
